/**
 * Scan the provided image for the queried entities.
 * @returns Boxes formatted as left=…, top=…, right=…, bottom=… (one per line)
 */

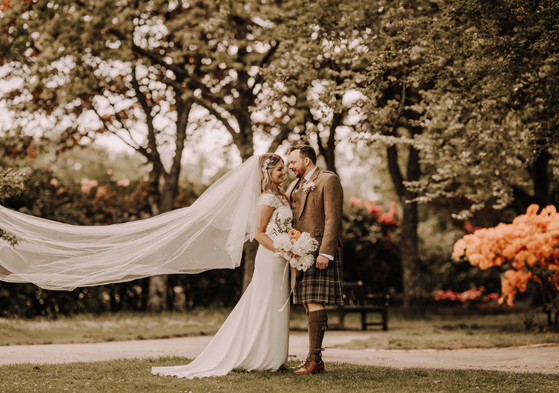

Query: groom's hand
left=316, top=255, right=329, bottom=270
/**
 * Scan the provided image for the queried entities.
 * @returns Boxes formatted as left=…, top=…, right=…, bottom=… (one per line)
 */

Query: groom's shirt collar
left=304, top=166, right=317, bottom=182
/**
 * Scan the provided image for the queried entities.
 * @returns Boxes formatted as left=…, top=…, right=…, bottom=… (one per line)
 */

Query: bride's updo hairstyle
left=259, top=153, right=288, bottom=205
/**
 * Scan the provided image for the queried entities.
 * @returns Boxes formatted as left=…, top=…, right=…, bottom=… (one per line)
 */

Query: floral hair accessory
left=302, top=181, right=316, bottom=194
left=261, top=158, right=273, bottom=173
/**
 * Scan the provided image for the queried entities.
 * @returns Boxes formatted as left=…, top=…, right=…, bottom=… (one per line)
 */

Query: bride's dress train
left=152, top=194, right=290, bottom=378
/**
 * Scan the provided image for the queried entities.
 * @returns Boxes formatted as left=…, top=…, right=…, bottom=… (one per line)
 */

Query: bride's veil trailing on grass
left=0, top=156, right=261, bottom=290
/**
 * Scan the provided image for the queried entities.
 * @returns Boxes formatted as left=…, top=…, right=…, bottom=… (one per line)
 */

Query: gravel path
left=1, top=331, right=557, bottom=374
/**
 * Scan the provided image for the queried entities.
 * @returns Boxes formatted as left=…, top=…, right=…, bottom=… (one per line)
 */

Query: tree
left=403, top=0, right=559, bottom=218
left=353, top=0, right=559, bottom=306
left=1, top=0, right=295, bottom=304
left=271, top=0, right=435, bottom=306
left=337, top=0, right=437, bottom=307
left=266, top=0, right=372, bottom=173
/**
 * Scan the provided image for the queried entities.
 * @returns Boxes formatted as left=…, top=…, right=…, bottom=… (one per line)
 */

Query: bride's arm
left=254, top=204, right=277, bottom=252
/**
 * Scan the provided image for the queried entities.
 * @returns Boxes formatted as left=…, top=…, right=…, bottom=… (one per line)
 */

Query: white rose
left=273, top=233, right=291, bottom=249
left=283, top=241, right=293, bottom=252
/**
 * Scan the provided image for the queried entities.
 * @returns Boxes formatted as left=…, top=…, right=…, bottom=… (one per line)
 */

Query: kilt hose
left=293, top=251, right=344, bottom=305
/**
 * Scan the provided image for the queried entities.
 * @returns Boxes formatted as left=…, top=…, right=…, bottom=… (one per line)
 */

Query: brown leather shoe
left=294, top=359, right=325, bottom=375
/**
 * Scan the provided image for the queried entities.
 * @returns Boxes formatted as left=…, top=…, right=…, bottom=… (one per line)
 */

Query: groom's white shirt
left=303, top=166, right=317, bottom=183
left=303, top=166, right=334, bottom=262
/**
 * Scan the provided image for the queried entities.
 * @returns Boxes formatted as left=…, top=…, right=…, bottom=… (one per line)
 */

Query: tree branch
left=268, top=122, right=291, bottom=153
left=260, top=40, right=280, bottom=68
left=108, top=28, right=226, bottom=104
left=169, top=91, right=191, bottom=180
left=192, top=97, right=239, bottom=140
left=90, top=105, right=151, bottom=157
left=130, top=66, right=167, bottom=175
left=254, top=41, right=280, bottom=86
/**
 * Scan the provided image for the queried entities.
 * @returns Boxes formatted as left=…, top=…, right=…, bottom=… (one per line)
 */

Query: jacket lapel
left=297, top=167, right=321, bottom=220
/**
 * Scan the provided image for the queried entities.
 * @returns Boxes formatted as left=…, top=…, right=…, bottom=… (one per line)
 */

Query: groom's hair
left=289, top=145, right=317, bottom=164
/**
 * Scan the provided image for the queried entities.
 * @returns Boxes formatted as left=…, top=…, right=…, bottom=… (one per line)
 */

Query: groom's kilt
left=293, top=252, right=344, bottom=305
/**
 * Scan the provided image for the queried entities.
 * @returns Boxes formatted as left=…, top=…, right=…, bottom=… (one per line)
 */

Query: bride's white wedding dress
left=152, top=193, right=291, bottom=379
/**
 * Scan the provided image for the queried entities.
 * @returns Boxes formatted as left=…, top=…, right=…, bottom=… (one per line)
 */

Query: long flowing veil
left=0, top=156, right=261, bottom=290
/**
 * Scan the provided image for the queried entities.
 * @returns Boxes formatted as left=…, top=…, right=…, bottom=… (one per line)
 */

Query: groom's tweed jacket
left=287, top=167, right=344, bottom=305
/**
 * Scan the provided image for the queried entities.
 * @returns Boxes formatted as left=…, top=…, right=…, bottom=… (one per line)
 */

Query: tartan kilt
left=293, top=252, right=344, bottom=305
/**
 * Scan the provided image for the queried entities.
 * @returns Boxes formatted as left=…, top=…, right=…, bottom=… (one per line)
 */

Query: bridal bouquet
left=273, top=228, right=319, bottom=272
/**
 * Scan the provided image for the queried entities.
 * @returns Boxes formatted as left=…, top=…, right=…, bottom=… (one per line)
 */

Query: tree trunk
left=531, top=148, right=550, bottom=209
left=316, top=105, right=344, bottom=174
left=146, top=168, right=160, bottom=216
left=146, top=97, right=192, bottom=312
left=401, top=144, right=420, bottom=307
left=318, top=121, right=338, bottom=173
left=238, top=124, right=256, bottom=292
left=147, top=275, right=169, bottom=312
left=232, top=113, right=256, bottom=292
left=512, top=147, right=551, bottom=214
left=400, top=200, right=418, bottom=307
left=386, top=133, right=420, bottom=308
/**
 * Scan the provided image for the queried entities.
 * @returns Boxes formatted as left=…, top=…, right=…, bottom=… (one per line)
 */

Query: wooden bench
left=325, top=281, right=390, bottom=331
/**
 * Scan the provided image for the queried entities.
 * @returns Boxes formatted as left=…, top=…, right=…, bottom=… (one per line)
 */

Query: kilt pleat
left=293, top=254, right=344, bottom=305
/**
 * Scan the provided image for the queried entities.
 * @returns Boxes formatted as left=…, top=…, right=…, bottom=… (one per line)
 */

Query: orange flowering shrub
left=453, top=204, right=559, bottom=308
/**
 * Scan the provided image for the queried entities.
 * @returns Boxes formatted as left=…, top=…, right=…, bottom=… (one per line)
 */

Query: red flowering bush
left=351, top=197, right=400, bottom=225
left=453, top=204, right=559, bottom=326
left=433, top=286, right=499, bottom=303
left=343, top=198, right=401, bottom=294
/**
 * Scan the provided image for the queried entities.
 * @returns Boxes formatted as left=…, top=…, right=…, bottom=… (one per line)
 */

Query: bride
left=0, top=153, right=293, bottom=378
left=152, top=153, right=291, bottom=378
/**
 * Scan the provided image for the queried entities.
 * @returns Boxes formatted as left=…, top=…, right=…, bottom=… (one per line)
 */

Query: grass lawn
left=1, top=306, right=558, bottom=350
left=0, top=309, right=229, bottom=346
left=1, top=358, right=558, bottom=393
left=295, top=306, right=559, bottom=350
left=331, top=309, right=559, bottom=350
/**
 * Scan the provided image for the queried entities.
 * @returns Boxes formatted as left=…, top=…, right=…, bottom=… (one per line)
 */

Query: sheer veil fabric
left=0, top=156, right=262, bottom=290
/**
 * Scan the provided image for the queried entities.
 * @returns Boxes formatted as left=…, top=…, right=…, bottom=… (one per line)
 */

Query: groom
left=286, top=145, right=344, bottom=375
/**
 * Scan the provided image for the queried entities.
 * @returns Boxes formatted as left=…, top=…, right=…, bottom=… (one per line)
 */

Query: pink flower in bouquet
left=289, top=229, right=301, bottom=240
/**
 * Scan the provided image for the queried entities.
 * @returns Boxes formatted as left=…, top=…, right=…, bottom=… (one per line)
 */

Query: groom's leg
left=295, top=302, right=328, bottom=374
left=307, top=303, right=328, bottom=362
left=307, top=303, right=324, bottom=312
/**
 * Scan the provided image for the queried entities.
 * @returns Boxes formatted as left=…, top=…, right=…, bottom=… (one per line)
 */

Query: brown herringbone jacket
left=286, top=167, right=344, bottom=257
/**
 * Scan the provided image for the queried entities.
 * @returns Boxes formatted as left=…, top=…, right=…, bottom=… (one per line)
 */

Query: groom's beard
left=292, top=168, right=306, bottom=178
